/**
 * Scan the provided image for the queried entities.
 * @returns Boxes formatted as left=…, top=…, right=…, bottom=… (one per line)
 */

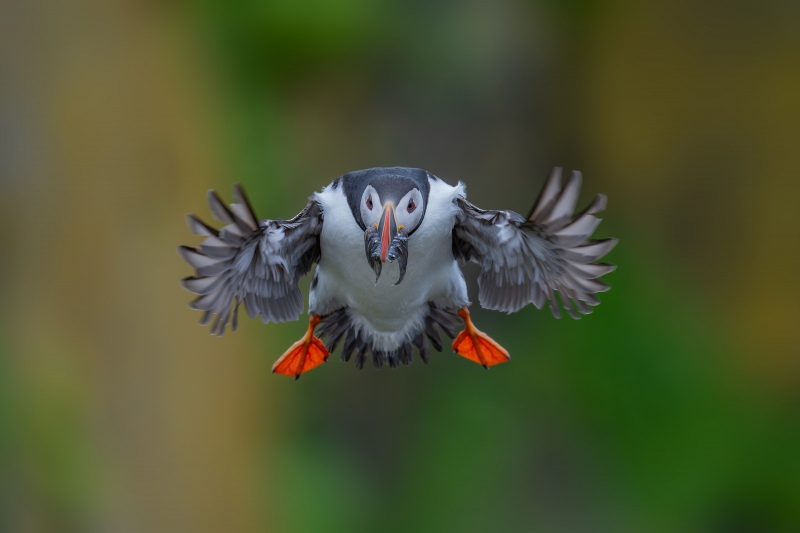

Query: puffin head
left=341, top=167, right=430, bottom=285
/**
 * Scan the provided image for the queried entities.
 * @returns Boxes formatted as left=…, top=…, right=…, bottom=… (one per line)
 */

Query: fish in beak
left=364, top=202, right=409, bottom=285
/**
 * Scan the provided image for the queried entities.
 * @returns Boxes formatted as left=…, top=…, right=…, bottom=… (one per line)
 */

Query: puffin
left=178, top=167, right=617, bottom=378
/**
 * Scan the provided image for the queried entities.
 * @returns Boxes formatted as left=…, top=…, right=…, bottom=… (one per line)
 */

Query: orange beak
left=377, top=202, right=397, bottom=263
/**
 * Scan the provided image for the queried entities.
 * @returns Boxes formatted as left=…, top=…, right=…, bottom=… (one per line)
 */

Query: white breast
left=310, top=177, right=469, bottom=351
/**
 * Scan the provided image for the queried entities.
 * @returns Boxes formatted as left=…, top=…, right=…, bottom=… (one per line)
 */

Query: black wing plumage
left=178, top=185, right=323, bottom=335
left=453, top=168, right=617, bottom=319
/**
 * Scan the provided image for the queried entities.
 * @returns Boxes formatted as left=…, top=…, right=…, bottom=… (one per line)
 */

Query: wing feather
left=186, top=214, right=219, bottom=237
left=179, top=185, right=323, bottom=335
left=453, top=168, right=617, bottom=318
left=543, top=170, right=582, bottom=225
left=527, top=167, right=562, bottom=220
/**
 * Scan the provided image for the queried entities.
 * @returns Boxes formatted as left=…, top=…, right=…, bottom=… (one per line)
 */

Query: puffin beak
left=364, top=202, right=408, bottom=285
left=377, top=202, right=397, bottom=263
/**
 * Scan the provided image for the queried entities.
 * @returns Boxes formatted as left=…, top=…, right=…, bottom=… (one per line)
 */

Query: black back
left=337, top=167, right=432, bottom=234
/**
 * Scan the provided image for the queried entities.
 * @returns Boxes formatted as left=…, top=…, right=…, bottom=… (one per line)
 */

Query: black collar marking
left=340, top=167, right=431, bottom=235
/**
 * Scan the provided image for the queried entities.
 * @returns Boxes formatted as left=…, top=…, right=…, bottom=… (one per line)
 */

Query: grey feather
left=186, top=214, right=219, bottom=237
left=413, top=333, right=429, bottom=364
left=315, top=304, right=458, bottom=369
left=181, top=275, right=224, bottom=295
left=425, top=321, right=444, bottom=351
left=340, top=328, right=358, bottom=362
left=206, top=190, right=236, bottom=225
left=544, top=170, right=582, bottom=225
left=180, top=185, right=323, bottom=335
left=527, top=167, right=562, bottom=221
left=233, top=184, right=258, bottom=229
left=200, top=243, right=237, bottom=260
left=562, top=238, right=618, bottom=262
left=177, top=246, right=216, bottom=269
left=453, top=168, right=617, bottom=318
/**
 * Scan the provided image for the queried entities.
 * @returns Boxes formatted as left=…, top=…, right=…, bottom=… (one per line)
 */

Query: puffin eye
left=407, top=199, right=416, bottom=213
left=366, top=197, right=373, bottom=210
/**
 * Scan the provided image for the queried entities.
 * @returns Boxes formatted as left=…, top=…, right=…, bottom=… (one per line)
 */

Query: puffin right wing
left=178, top=185, right=323, bottom=335
left=452, top=168, right=618, bottom=319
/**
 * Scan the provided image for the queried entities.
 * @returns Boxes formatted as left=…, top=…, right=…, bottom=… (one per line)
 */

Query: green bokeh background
left=2, top=1, right=799, bottom=532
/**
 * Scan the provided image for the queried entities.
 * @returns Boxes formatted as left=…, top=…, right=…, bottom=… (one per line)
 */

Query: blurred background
left=2, top=0, right=799, bottom=531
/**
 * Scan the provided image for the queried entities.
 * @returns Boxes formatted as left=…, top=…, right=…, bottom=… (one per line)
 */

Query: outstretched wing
left=178, top=185, right=323, bottom=335
left=452, top=168, right=617, bottom=319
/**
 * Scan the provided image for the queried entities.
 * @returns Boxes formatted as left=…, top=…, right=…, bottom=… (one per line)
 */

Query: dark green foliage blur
left=2, top=1, right=798, bottom=532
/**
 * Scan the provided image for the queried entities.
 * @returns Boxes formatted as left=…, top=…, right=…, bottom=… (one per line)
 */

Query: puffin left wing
left=178, top=185, right=323, bottom=335
left=452, top=168, right=617, bottom=319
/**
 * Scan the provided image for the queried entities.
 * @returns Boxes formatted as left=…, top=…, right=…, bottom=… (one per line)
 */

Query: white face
left=360, top=184, right=424, bottom=232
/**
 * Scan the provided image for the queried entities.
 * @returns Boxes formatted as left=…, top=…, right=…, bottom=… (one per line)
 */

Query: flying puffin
left=178, top=167, right=617, bottom=378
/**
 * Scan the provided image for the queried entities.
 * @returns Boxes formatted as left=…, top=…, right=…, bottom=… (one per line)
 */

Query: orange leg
left=272, top=315, right=329, bottom=379
left=452, top=308, right=510, bottom=369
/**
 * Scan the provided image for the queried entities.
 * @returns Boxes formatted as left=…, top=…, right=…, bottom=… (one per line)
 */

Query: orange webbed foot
left=272, top=316, right=329, bottom=379
left=452, top=308, right=510, bottom=368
